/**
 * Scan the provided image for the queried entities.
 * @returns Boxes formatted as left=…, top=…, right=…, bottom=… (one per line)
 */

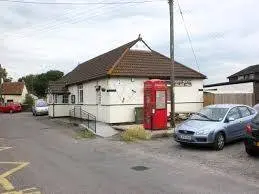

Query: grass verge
left=121, top=125, right=151, bottom=142
left=75, top=129, right=95, bottom=139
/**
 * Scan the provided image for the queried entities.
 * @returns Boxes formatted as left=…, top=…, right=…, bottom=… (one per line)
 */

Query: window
left=249, top=74, right=255, bottom=79
left=244, top=75, right=249, bottom=80
left=238, top=106, right=251, bottom=117
left=97, top=91, right=101, bottom=105
left=227, top=107, right=241, bottom=120
left=48, top=95, right=53, bottom=104
left=54, top=95, right=58, bottom=103
left=249, top=108, right=256, bottom=115
left=62, top=94, right=69, bottom=104
left=190, top=107, right=228, bottom=121
left=78, top=85, right=83, bottom=104
left=238, top=75, right=244, bottom=80
left=156, top=91, right=166, bottom=109
left=71, top=95, right=75, bottom=104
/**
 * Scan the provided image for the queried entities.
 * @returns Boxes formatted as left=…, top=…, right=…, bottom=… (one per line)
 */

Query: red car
left=0, top=102, right=22, bottom=113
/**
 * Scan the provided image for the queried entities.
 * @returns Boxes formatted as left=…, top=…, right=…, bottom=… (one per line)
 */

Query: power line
left=0, top=0, right=163, bottom=5
left=1, top=0, right=165, bottom=40
left=2, top=3, right=121, bottom=41
left=176, top=0, right=200, bottom=72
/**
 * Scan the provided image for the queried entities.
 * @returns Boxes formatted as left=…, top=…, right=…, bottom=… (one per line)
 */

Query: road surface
left=0, top=113, right=258, bottom=194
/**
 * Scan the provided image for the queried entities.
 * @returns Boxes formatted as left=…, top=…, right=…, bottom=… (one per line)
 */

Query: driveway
left=0, top=112, right=258, bottom=194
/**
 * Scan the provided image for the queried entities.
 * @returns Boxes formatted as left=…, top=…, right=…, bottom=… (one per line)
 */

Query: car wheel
left=213, top=132, right=225, bottom=151
left=246, top=147, right=257, bottom=156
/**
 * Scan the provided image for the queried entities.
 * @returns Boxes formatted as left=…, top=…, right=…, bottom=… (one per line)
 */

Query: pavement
left=52, top=117, right=118, bottom=137
left=0, top=112, right=258, bottom=194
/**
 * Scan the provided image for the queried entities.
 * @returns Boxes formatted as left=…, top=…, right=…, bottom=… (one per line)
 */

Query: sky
left=1, top=0, right=259, bottom=84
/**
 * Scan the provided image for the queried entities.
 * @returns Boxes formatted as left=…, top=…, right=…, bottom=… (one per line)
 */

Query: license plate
left=256, top=142, right=259, bottom=147
left=180, top=135, right=192, bottom=140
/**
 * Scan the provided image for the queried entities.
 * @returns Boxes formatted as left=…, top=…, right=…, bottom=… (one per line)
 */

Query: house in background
left=47, top=37, right=206, bottom=123
left=0, top=82, right=28, bottom=103
left=204, top=64, right=259, bottom=106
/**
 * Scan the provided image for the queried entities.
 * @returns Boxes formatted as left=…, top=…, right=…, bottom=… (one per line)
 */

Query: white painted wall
left=108, top=77, right=147, bottom=105
left=173, top=79, right=204, bottom=113
left=108, top=78, right=204, bottom=123
left=48, top=104, right=70, bottom=117
left=205, top=82, right=254, bottom=94
left=2, top=85, right=28, bottom=103
left=50, top=77, right=204, bottom=123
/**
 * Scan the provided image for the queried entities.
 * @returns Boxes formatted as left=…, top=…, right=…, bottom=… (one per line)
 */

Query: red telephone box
left=144, top=79, right=167, bottom=130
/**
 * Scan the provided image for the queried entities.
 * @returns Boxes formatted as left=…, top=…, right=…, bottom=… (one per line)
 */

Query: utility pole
left=169, top=0, right=175, bottom=128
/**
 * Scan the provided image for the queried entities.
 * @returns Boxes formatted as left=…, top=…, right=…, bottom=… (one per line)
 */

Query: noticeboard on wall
left=174, top=80, right=192, bottom=87
left=156, top=91, right=166, bottom=109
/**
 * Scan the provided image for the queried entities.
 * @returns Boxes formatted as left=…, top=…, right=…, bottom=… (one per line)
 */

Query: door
left=237, top=106, right=254, bottom=137
left=225, top=107, right=243, bottom=140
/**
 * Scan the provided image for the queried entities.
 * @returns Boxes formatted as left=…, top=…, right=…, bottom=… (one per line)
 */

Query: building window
left=71, top=95, right=75, bottom=104
left=62, top=94, right=69, bottom=103
left=48, top=95, right=53, bottom=104
left=238, top=75, right=244, bottom=80
left=78, top=85, right=83, bottom=104
left=249, top=74, right=254, bottom=79
left=54, top=95, right=58, bottom=103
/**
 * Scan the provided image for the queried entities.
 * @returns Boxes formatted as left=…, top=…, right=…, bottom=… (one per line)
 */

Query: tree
left=18, top=70, right=64, bottom=98
left=4, top=77, right=12, bottom=82
left=23, top=94, right=34, bottom=106
left=0, top=64, right=8, bottom=84
left=18, top=74, right=36, bottom=93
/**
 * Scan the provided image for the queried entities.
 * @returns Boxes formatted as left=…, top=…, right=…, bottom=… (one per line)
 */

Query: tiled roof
left=228, top=64, right=259, bottom=78
left=1, top=82, right=24, bottom=95
left=63, top=38, right=206, bottom=85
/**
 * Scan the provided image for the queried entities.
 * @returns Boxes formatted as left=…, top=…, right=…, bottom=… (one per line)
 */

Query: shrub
left=23, top=94, right=34, bottom=107
left=75, top=129, right=95, bottom=139
left=121, top=125, right=151, bottom=142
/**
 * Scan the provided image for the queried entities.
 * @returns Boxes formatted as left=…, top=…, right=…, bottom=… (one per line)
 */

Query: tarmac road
left=0, top=112, right=258, bottom=194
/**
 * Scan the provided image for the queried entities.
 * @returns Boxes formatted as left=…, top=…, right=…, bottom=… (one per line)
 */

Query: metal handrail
left=69, top=106, right=96, bottom=133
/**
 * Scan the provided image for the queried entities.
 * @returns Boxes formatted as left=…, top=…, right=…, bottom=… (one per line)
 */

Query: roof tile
left=1, top=82, right=24, bottom=95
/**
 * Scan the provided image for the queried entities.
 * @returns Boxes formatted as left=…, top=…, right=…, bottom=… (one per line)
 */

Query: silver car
left=32, top=99, right=49, bottom=116
left=174, top=104, right=257, bottom=150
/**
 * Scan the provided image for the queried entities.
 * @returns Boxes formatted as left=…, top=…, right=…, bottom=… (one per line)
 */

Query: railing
left=69, top=106, right=96, bottom=133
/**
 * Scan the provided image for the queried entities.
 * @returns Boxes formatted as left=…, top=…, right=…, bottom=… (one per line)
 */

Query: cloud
left=0, top=0, right=259, bottom=84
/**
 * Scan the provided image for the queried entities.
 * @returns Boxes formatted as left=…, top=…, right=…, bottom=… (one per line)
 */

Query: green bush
left=75, top=129, right=95, bottom=139
left=121, top=125, right=151, bottom=142
left=23, top=94, right=34, bottom=107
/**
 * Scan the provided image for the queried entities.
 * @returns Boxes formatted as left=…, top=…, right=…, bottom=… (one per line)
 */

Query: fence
left=69, top=106, right=96, bottom=133
left=204, top=93, right=254, bottom=107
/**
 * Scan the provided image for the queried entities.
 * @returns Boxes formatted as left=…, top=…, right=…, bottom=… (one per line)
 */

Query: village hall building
left=47, top=37, right=206, bottom=123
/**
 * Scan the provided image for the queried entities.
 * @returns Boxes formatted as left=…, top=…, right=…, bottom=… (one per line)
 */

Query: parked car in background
left=174, top=104, right=257, bottom=150
left=0, top=102, right=22, bottom=113
left=32, top=99, right=48, bottom=116
left=244, top=114, right=259, bottom=156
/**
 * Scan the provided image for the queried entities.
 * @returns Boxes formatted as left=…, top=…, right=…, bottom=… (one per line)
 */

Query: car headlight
left=196, top=129, right=213, bottom=135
